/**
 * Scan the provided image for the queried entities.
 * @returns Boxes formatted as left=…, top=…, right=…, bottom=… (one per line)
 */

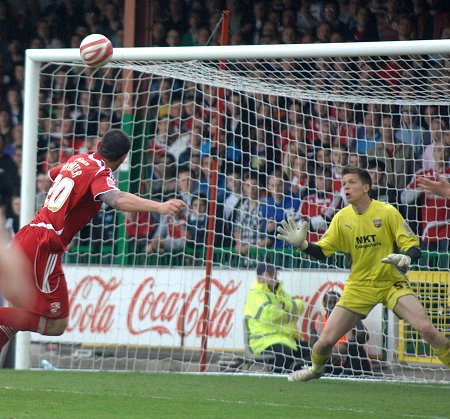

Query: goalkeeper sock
left=433, top=341, right=450, bottom=368
left=311, top=347, right=332, bottom=373
left=0, top=307, right=47, bottom=342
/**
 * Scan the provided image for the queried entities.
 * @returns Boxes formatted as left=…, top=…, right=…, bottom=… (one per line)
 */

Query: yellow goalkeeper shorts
left=337, top=280, right=416, bottom=317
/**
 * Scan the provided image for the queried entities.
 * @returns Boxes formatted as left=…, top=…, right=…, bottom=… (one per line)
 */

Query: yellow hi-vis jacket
left=243, top=279, right=305, bottom=355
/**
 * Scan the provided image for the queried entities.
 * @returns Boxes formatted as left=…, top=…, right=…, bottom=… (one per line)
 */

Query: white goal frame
left=18, top=39, right=450, bottom=370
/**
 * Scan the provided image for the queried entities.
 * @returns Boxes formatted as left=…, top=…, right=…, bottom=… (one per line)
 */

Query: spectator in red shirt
left=334, top=101, right=357, bottom=150
left=125, top=211, right=159, bottom=259
left=146, top=210, right=187, bottom=254
left=299, top=171, right=339, bottom=242
left=402, top=144, right=450, bottom=252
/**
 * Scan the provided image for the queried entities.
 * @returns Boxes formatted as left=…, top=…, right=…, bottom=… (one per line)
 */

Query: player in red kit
left=0, top=129, right=186, bottom=356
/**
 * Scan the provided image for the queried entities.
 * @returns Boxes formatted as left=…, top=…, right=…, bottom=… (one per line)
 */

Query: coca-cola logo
left=128, top=276, right=239, bottom=338
left=67, top=275, right=120, bottom=333
left=67, top=274, right=240, bottom=339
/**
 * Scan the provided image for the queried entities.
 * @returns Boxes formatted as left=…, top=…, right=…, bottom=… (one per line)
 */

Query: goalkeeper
left=277, top=166, right=450, bottom=382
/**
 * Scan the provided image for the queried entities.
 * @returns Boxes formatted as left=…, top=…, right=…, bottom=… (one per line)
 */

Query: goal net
left=18, top=41, right=450, bottom=382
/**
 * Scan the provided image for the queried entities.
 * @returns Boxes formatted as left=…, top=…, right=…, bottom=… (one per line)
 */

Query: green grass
left=0, top=371, right=449, bottom=419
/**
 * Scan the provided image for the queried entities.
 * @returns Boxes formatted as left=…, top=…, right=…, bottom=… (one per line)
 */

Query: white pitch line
left=0, top=386, right=174, bottom=400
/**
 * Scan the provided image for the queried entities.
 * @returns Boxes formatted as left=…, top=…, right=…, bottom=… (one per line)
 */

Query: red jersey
left=158, top=213, right=187, bottom=239
left=336, top=122, right=356, bottom=148
left=307, top=117, right=321, bottom=143
left=278, top=128, right=296, bottom=153
left=31, top=153, right=118, bottom=249
left=378, top=60, right=402, bottom=90
left=126, top=212, right=157, bottom=239
left=406, top=168, right=450, bottom=242
left=332, top=172, right=342, bottom=194
left=300, top=192, right=335, bottom=242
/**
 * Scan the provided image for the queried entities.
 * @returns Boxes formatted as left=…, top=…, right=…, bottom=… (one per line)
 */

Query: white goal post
left=18, top=40, right=450, bottom=381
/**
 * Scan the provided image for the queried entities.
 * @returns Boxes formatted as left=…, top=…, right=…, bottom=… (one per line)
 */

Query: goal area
left=18, top=40, right=450, bottom=382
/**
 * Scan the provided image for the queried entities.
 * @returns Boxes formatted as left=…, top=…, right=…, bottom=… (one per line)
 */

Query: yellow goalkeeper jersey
left=316, top=200, right=420, bottom=286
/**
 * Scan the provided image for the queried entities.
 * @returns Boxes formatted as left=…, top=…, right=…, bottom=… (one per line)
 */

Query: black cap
left=256, top=263, right=277, bottom=276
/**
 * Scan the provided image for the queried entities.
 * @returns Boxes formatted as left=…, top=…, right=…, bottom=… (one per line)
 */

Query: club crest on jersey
left=50, top=302, right=61, bottom=315
left=373, top=219, right=382, bottom=228
left=107, top=176, right=116, bottom=188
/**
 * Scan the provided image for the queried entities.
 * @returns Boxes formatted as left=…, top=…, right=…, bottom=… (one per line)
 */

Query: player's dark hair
left=98, top=129, right=131, bottom=162
left=342, top=165, right=372, bottom=190
left=178, top=166, right=191, bottom=177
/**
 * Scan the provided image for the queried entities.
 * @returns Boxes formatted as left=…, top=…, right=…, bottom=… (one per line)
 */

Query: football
left=79, top=34, right=113, bottom=68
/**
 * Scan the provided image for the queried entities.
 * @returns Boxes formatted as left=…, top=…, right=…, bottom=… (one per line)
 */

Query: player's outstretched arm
left=277, top=216, right=327, bottom=260
left=417, top=175, right=450, bottom=198
left=100, top=190, right=186, bottom=215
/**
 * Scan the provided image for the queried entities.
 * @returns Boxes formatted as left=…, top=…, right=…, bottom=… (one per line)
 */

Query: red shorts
left=12, top=225, right=69, bottom=319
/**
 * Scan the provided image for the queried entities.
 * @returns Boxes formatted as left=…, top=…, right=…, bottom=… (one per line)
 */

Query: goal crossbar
left=26, top=39, right=450, bottom=62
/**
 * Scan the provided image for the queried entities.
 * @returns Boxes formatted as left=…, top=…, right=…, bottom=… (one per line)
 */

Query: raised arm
left=100, top=190, right=186, bottom=215
left=276, top=217, right=327, bottom=260
left=417, top=175, right=450, bottom=198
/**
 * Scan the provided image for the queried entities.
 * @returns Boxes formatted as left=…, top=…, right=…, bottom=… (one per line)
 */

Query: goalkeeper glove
left=276, top=217, right=308, bottom=250
left=380, top=253, right=411, bottom=273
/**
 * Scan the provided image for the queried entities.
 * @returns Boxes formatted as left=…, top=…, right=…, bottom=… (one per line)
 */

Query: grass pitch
left=0, top=370, right=448, bottom=418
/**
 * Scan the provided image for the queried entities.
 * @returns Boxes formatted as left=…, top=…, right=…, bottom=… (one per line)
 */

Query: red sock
left=0, top=307, right=47, bottom=352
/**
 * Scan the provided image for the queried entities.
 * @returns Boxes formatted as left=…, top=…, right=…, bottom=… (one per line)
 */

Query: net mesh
left=28, top=52, right=449, bottom=382
left=110, top=55, right=450, bottom=104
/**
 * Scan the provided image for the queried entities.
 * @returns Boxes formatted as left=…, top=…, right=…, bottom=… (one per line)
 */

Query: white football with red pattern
left=80, top=34, right=113, bottom=68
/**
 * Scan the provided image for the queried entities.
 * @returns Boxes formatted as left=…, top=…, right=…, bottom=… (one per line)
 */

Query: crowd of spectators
left=148, top=0, right=450, bottom=47
left=0, top=0, right=450, bottom=260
